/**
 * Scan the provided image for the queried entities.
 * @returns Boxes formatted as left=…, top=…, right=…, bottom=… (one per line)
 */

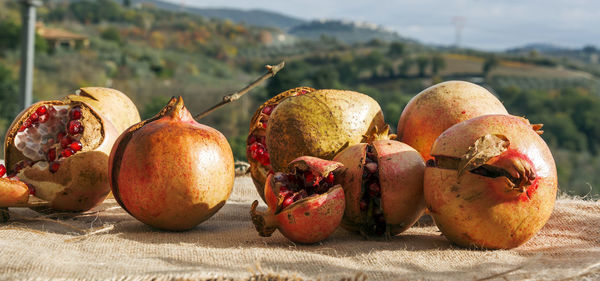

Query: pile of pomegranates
left=250, top=156, right=345, bottom=243
left=1, top=88, right=140, bottom=212
left=109, top=96, right=234, bottom=231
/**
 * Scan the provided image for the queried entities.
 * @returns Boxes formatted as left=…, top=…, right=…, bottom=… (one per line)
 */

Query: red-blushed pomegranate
left=424, top=114, right=557, bottom=249
left=266, top=89, right=385, bottom=174
left=250, top=156, right=345, bottom=244
left=397, top=81, right=508, bottom=162
left=247, top=87, right=315, bottom=202
left=67, top=87, right=141, bottom=133
left=333, top=127, right=425, bottom=237
left=109, top=96, right=234, bottom=231
left=3, top=100, right=119, bottom=211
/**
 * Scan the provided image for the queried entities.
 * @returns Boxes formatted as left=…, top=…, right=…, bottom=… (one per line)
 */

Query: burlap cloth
left=1, top=176, right=599, bottom=281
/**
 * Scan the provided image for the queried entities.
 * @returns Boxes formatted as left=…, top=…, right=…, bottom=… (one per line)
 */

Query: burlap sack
left=0, top=176, right=598, bottom=281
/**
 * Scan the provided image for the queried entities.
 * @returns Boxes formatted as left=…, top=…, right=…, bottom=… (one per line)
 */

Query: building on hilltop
left=36, top=23, right=89, bottom=49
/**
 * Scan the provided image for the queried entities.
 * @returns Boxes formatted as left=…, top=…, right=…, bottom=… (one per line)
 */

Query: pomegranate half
left=424, top=114, right=557, bottom=249
left=109, top=96, right=234, bottom=231
left=397, top=81, right=508, bottom=161
left=250, top=156, right=345, bottom=244
left=247, top=87, right=315, bottom=202
left=4, top=99, right=119, bottom=211
left=266, top=89, right=385, bottom=173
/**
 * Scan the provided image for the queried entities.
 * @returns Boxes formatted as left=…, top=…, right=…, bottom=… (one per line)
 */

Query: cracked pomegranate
left=109, top=96, right=234, bottom=231
left=250, top=156, right=345, bottom=244
left=4, top=99, right=118, bottom=211
left=266, top=89, right=385, bottom=174
left=424, top=114, right=557, bottom=249
left=247, top=87, right=315, bottom=202
left=397, top=81, right=508, bottom=161
left=333, top=127, right=425, bottom=237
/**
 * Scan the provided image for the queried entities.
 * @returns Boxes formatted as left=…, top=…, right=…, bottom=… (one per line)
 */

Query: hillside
left=289, top=19, right=411, bottom=44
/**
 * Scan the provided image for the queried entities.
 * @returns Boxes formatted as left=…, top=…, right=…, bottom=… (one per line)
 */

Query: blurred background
left=0, top=0, right=598, bottom=196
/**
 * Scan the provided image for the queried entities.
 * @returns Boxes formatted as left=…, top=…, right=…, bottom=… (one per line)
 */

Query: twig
left=194, top=61, right=285, bottom=120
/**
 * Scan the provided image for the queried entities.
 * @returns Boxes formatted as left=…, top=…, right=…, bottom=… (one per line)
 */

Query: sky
left=169, top=0, right=599, bottom=51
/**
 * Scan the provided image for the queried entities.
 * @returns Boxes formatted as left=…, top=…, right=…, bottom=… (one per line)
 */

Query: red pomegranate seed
left=0, top=164, right=6, bottom=177
left=282, top=194, right=294, bottom=209
left=26, top=184, right=36, bottom=195
left=247, top=135, right=256, bottom=145
left=36, top=106, right=47, bottom=116
left=260, top=154, right=270, bottom=166
left=22, top=119, right=32, bottom=129
left=38, top=114, right=49, bottom=123
left=69, top=107, right=82, bottom=120
left=47, top=106, right=57, bottom=117
left=18, top=125, right=26, bottom=132
left=259, top=136, right=266, bottom=145
left=49, top=162, right=60, bottom=173
left=368, top=182, right=381, bottom=197
left=70, top=141, right=82, bottom=152
left=304, top=171, right=315, bottom=185
left=326, top=172, right=334, bottom=184
left=60, top=136, right=72, bottom=148
left=261, top=121, right=267, bottom=129
left=57, top=132, right=66, bottom=140
left=61, top=148, right=75, bottom=158
left=47, top=149, right=57, bottom=161
left=29, top=112, right=39, bottom=123
left=68, top=120, right=83, bottom=135
left=262, top=106, right=273, bottom=115
left=360, top=200, right=368, bottom=211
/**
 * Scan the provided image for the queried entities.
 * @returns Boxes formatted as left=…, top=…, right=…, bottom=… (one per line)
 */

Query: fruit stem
left=194, top=61, right=285, bottom=120
left=250, top=200, right=278, bottom=237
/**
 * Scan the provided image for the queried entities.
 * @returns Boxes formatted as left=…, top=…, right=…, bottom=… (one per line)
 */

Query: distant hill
left=133, top=0, right=305, bottom=30
left=506, top=43, right=573, bottom=54
left=288, top=19, right=412, bottom=44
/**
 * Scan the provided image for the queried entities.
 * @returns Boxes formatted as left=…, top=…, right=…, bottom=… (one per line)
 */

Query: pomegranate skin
left=424, top=114, right=557, bottom=249
left=0, top=178, right=29, bottom=207
left=397, top=81, right=508, bottom=161
left=109, top=96, right=234, bottom=231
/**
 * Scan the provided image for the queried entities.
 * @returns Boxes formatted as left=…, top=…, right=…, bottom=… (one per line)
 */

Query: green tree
left=430, top=54, right=446, bottom=76
left=415, top=56, right=429, bottom=77
left=398, top=58, right=413, bottom=77
left=101, top=26, right=123, bottom=45
left=482, top=56, right=499, bottom=77
left=388, top=41, right=405, bottom=58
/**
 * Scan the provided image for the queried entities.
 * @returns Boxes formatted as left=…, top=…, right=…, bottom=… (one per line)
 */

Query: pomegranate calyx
left=161, top=96, right=193, bottom=122
left=362, top=125, right=396, bottom=143
left=250, top=200, right=277, bottom=237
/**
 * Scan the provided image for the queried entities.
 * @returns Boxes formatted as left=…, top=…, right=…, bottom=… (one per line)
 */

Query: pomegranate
left=67, top=87, right=141, bottom=133
left=3, top=99, right=119, bottom=211
left=109, top=96, right=234, bottom=231
left=333, top=126, right=425, bottom=237
left=424, top=114, right=557, bottom=249
left=266, top=89, right=385, bottom=173
left=397, top=81, right=508, bottom=161
left=247, top=87, right=315, bottom=202
left=250, top=156, right=345, bottom=244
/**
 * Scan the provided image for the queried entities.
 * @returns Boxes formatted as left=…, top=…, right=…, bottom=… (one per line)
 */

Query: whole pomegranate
left=266, top=89, right=385, bottom=173
left=424, top=114, right=557, bottom=249
left=109, top=96, right=234, bottom=231
left=3, top=99, right=119, bottom=211
left=333, top=127, right=425, bottom=237
left=397, top=81, right=508, bottom=161
left=250, top=156, right=345, bottom=244
left=67, top=87, right=141, bottom=133
left=247, top=87, right=315, bottom=202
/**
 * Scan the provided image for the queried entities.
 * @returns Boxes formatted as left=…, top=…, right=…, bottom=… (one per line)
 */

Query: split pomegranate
left=247, top=87, right=315, bottom=202
left=397, top=81, right=508, bottom=161
left=4, top=100, right=118, bottom=211
left=266, top=89, right=385, bottom=173
left=424, top=114, right=557, bottom=249
left=109, top=96, right=234, bottom=231
left=333, top=127, right=425, bottom=237
left=0, top=163, right=29, bottom=208
left=250, top=156, right=345, bottom=244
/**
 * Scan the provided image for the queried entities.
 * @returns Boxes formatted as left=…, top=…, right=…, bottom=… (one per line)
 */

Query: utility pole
left=452, top=16, right=466, bottom=48
left=19, top=0, right=41, bottom=110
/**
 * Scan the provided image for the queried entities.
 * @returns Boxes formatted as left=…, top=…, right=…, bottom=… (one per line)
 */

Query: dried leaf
left=458, top=134, right=510, bottom=177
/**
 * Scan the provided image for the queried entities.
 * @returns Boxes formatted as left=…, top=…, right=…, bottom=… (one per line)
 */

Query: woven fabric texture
left=0, top=176, right=599, bottom=281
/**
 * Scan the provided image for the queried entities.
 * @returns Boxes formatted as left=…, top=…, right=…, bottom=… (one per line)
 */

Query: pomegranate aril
left=258, top=136, right=266, bottom=145
left=282, top=194, right=294, bottom=209
left=47, top=149, right=57, bottom=161
left=29, top=112, right=39, bottom=123
left=61, top=148, right=75, bottom=158
left=69, top=107, right=82, bottom=120
left=60, top=136, right=72, bottom=148
left=38, top=114, right=49, bottom=123
left=304, top=171, right=315, bottom=185
left=262, top=106, right=273, bottom=115
left=68, top=120, right=83, bottom=135
left=326, top=172, right=334, bottom=184
left=47, top=106, right=57, bottom=117
left=57, top=132, right=66, bottom=140
left=261, top=121, right=267, bottom=129
left=365, top=162, right=377, bottom=174
left=36, top=105, right=47, bottom=116
left=368, top=182, right=381, bottom=197
left=360, top=200, right=367, bottom=211
left=247, top=135, right=256, bottom=145
left=49, top=162, right=60, bottom=173
left=0, top=164, right=5, bottom=177
left=70, top=141, right=82, bottom=152
left=22, top=119, right=32, bottom=129
left=18, top=126, right=26, bottom=132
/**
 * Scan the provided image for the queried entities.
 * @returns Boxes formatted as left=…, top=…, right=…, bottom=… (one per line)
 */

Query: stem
left=194, top=61, right=285, bottom=120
